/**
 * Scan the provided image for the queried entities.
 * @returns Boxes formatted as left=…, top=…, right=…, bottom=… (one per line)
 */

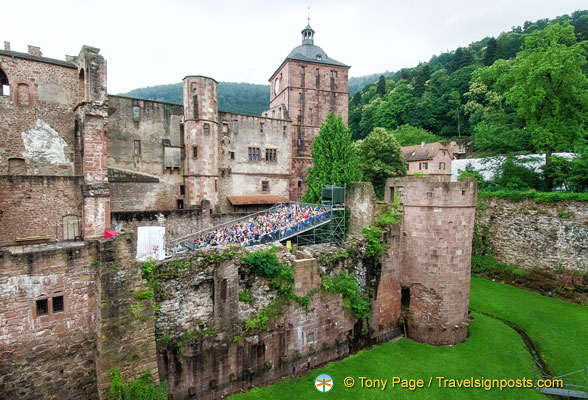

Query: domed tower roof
left=270, top=23, right=349, bottom=80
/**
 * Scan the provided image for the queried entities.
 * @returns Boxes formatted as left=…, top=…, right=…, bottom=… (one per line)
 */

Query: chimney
left=27, top=45, right=42, bottom=56
left=420, top=141, right=425, bottom=148
left=4, top=41, right=10, bottom=51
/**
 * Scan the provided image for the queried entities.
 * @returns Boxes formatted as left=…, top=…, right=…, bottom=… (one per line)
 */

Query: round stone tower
left=386, top=177, right=477, bottom=345
left=182, top=76, right=219, bottom=210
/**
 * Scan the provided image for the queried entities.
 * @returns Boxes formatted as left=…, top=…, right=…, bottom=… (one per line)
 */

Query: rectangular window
left=192, top=146, right=198, bottom=158
left=36, top=299, right=48, bottom=316
left=283, top=126, right=287, bottom=136
left=262, top=181, right=269, bottom=193
left=248, top=147, right=260, bottom=161
left=133, top=106, right=140, bottom=121
left=133, top=140, right=141, bottom=155
left=334, top=71, right=337, bottom=78
left=204, top=123, right=210, bottom=135
left=441, top=150, right=446, bottom=156
left=301, top=66, right=305, bottom=74
left=215, top=179, right=218, bottom=192
left=233, top=120, right=238, bottom=133
left=419, top=162, right=428, bottom=170
left=309, top=108, right=313, bottom=119
left=177, top=199, right=184, bottom=209
left=52, top=296, right=64, bottom=313
left=439, top=162, right=446, bottom=170
left=298, top=92, right=302, bottom=100
left=180, top=147, right=185, bottom=160
left=330, top=71, right=334, bottom=78
left=230, top=151, right=235, bottom=160
left=315, top=68, right=319, bottom=76
left=180, top=185, right=185, bottom=195
left=265, top=149, right=277, bottom=162
left=260, top=123, right=264, bottom=133
left=223, top=122, right=229, bottom=133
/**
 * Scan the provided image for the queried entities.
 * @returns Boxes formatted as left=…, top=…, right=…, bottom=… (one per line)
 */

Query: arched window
left=0, top=68, right=9, bottom=96
left=78, top=69, right=85, bottom=100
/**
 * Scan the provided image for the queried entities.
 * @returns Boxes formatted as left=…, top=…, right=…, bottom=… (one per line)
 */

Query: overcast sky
left=2, top=0, right=586, bottom=93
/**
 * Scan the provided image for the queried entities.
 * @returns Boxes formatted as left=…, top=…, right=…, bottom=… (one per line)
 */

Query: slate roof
left=402, top=142, right=451, bottom=162
left=285, top=44, right=349, bottom=68
left=227, top=195, right=289, bottom=205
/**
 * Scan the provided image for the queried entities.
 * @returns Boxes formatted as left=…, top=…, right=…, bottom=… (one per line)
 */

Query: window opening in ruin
left=301, top=66, right=305, bottom=75
left=215, top=179, right=218, bottom=192
left=401, top=287, right=410, bottom=310
left=177, top=199, right=184, bottom=209
left=52, top=296, right=64, bottom=313
left=283, top=126, right=287, bottom=136
left=309, top=108, right=312, bottom=120
left=315, top=68, right=319, bottom=76
left=36, top=299, right=48, bottom=316
left=133, top=140, right=141, bottom=155
left=230, top=151, right=235, bottom=160
left=419, top=162, right=428, bottom=170
left=390, top=187, right=395, bottom=202
left=204, top=123, right=210, bottom=135
left=180, top=185, right=185, bottom=195
left=233, top=120, right=238, bottom=133
left=439, top=162, right=446, bottom=170
left=248, top=147, right=260, bottom=161
left=0, top=68, right=9, bottom=96
left=78, top=69, right=85, bottom=100
left=133, top=106, right=140, bottom=121
left=180, top=147, right=185, bottom=160
left=222, top=122, right=228, bottom=133
left=260, top=123, right=264, bottom=133
left=265, top=149, right=277, bottom=162
left=262, top=181, right=269, bottom=193
left=8, top=157, right=25, bottom=175
left=298, top=180, right=302, bottom=188
left=192, top=146, right=198, bottom=158
left=221, top=279, right=228, bottom=302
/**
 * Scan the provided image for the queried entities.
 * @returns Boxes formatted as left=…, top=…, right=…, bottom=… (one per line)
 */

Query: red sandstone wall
left=0, top=55, right=79, bottom=176
left=0, top=176, right=83, bottom=246
left=0, top=243, right=98, bottom=399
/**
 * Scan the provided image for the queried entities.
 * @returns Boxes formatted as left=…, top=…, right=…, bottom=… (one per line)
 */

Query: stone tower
left=183, top=76, right=219, bottom=210
left=384, top=177, right=477, bottom=345
left=269, top=24, right=350, bottom=201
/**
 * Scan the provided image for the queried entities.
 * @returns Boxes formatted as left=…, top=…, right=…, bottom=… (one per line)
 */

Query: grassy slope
left=230, top=312, right=543, bottom=400
left=470, top=277, right=588, bottom=376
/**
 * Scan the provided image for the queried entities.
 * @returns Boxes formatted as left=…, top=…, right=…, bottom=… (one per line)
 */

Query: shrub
left=322, top=271, right=370, bottom=319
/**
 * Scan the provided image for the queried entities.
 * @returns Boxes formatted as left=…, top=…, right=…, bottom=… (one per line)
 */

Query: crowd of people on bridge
left=189, top=204, right=328, bottom=248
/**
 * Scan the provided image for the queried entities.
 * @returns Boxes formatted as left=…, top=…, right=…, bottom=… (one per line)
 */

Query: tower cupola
left=301, top=23, right=315, bottom=45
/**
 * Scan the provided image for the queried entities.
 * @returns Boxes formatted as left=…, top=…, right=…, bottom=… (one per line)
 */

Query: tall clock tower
left=269, top=24, right=350, bottom=201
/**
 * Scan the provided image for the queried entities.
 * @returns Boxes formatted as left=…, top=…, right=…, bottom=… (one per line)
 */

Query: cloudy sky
left=3, top=0, right=586, bottom=93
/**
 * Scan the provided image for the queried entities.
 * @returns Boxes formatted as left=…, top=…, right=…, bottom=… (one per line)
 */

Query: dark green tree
left=483, top=38, right=498, bottom=66
left=451, top=47, right=475, bottom=72
left=302, top=113, right=361, bottom=203
left=392, top=124, right=441, bottom=146
left=356, top=128, right=406, bottom=198
left=412, top=64, right=430, bottom=97
left=376, top=75, right=387, bottom=96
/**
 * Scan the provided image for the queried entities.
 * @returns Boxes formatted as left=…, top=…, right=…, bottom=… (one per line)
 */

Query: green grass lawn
left=470, top=277, right=588, bottom=376
left=230, top=312, right=544, bottom=400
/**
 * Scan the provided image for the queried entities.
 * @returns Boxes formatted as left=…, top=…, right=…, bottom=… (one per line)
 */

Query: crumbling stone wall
left=151, top=239, right=391, bottom=400
left=94, top=233, right=159, bottom=398
left=0, top=233, right=159, bottom=399
left=476, top=198, right=588, bottom=272
left=0, top=242, right=99, bottom=399
left=0, top=176, right=83, bottom=246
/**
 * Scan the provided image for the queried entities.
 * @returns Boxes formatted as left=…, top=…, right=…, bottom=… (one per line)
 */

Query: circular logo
left=315, top=374, right=333, bottom=392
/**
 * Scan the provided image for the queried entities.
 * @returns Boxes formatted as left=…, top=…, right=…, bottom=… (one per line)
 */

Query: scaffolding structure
left=285, top=185, right=346, bottom=247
